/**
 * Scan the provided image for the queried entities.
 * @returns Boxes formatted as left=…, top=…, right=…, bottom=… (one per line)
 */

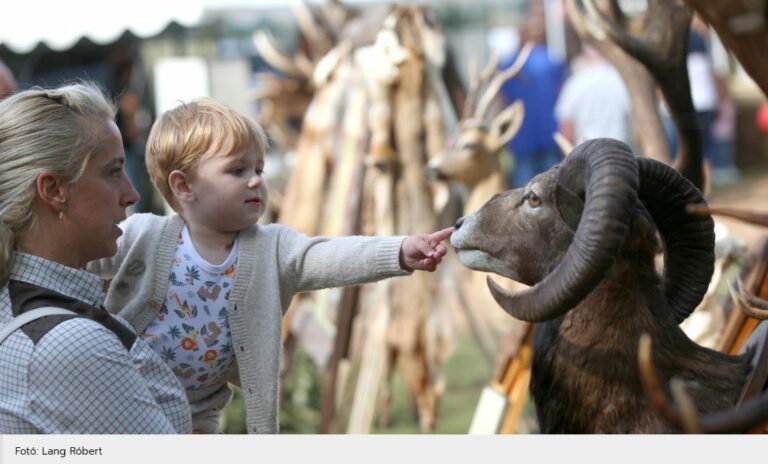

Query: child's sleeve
left=278, top=227, right=412, bottom=293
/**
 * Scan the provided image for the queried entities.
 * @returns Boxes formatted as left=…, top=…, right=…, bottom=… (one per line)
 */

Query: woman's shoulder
left=32, top=316, right=131, bottom=364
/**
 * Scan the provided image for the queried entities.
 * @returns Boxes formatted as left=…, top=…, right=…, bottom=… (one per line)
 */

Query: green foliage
left=278, top=348, right=323, bottom=433
left=220, top=386, right=247, bottom=434
left=221, top=332, right=529, bottom=434
left=219, top=347, right=324, bottom=433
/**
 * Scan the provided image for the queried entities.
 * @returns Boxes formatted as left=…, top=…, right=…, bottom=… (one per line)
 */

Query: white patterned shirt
left=0, top=253, right=192, bottom=434
left=142, top=226, right=237, bottom=393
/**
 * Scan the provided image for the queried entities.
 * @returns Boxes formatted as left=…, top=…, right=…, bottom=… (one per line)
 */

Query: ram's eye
left=526, top=191, right=541, bottom=208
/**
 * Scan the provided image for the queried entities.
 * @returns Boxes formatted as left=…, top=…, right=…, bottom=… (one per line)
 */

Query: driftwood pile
left=255, top=2, right=465, bottom=433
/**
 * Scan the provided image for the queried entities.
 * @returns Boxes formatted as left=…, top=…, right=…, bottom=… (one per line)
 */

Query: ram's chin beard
left=455, top=249, right=505, bottom=275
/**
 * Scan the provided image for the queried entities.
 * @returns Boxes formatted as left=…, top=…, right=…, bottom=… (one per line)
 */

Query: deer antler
left=687, top=204, right=768, bottom=227
left=583, top=0, right=703, bottom=190
left=637, top=334, right=682, bottom=425
left=729, top=276, right=768, bottom=320
left=567, top=0, right=670, bottom=163
left=289, top=0, right=333, bottom=58
left=474, top=42, right=534, bottom=119
left=584, top=0, right=692, bottom=75
left=682, top=0, right=768, bottom=98
left=254, top=30, right=314, bottom=80
left=639, top=333, right=768, bottom=433
left=461, top=51, right=498, bottom=119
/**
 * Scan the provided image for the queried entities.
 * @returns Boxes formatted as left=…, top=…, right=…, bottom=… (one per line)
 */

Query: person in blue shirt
left=498, top=0, right=566, bottom=188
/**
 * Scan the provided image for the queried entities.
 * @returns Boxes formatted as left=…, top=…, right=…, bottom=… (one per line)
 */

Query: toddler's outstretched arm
left=399, top=227, right=453, bottom=272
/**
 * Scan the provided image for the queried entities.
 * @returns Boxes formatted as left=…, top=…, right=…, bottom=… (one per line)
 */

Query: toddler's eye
left=231, top=167, right=244, bottom=175
left=256, top=168, right=265, bottom=176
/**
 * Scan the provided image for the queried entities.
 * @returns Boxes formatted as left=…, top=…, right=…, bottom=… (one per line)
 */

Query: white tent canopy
left=0, top=0, right=205, bottom=54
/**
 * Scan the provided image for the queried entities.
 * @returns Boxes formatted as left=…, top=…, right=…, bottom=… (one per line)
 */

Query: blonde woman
left=0, top=83, right=191, bottom=433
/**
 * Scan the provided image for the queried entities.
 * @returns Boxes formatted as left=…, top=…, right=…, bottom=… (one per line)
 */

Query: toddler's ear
left=168, top=170, right=195, bottom=203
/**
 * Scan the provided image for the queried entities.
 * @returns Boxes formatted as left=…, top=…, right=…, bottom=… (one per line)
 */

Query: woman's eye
left=111, top=168, right=122, bottom=178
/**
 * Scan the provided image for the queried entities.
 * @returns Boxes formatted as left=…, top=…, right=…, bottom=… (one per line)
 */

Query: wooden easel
left=494, top=325, right=535, bottom=433
left=470, top=323, right=534, bottom=434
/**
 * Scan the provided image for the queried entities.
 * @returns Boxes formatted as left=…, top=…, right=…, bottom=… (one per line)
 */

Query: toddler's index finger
left=431, top=227, right=454, bottom=244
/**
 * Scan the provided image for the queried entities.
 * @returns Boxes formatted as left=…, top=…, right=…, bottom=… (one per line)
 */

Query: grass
left=220, top=330, right=496, bottom=434
left=370, top=332, right=492, bottom=434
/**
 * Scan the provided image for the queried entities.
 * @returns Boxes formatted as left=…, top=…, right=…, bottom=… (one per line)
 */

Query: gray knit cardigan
left=89, top=213, right=409, bottom=433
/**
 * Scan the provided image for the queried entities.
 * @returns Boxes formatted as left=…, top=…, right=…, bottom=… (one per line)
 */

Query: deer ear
left=488, top=100, right=525, bottom=153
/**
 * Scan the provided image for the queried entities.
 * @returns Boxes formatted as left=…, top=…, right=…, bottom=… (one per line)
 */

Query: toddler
left=89, top=99, right=451, bottom=433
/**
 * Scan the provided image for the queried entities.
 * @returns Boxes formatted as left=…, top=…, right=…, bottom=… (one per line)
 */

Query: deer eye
left=524, top=191, right=542, bottom=208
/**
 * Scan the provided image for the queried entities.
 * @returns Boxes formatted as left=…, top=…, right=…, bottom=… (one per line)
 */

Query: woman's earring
left=58, top=210, right=64, bottom=220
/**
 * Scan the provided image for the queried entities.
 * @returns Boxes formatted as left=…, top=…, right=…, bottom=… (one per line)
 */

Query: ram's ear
left=488, top=100, right=525, bottom=153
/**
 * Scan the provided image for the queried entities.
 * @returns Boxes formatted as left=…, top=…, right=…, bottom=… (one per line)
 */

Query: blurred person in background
left=0, top=60, right=17, bottom=100
left=499, top=0, right=566, bottom=188
left=686, top=19, right=718, bottom=182
left=710, top=75, right=740, bottom=186
left=108, top=45, right=154, bottom=213
left=555, top=45, right=631, bottom=145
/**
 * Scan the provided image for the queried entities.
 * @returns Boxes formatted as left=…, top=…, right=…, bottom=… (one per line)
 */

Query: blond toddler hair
left=145, top=100, right=268, bottom=210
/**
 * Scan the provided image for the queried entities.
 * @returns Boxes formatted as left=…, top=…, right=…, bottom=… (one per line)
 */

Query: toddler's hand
left=400, top=227, right=453, bottom=272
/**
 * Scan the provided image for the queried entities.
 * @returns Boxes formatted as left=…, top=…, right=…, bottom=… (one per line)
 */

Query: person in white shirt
left=555, top=45, right=632, bottom=146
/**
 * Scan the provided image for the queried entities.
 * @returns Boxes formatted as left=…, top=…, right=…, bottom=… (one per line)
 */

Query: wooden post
left=317, top=74, right=368, bottom=433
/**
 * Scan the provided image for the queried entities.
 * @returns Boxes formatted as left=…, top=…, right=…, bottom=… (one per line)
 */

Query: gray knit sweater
left=89, top=213, right=409, bottom=433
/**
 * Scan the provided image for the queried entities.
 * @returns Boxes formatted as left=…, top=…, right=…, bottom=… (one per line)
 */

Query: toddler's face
left=186, top=143, right=268, bottom=232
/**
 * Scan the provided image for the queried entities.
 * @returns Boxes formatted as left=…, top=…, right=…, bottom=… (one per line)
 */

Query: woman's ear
left=168, top=170, right=195, bottom=204
left=35, top=173, right=67, bottom=214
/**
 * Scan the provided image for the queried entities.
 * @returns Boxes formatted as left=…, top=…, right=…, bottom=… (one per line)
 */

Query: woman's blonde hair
left=0, top=82, right=116, bottom=282
left=145, top=99, right=268, bottom=210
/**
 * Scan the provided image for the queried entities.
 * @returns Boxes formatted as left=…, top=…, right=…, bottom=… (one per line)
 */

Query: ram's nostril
left=454, top=217, right=464, bottom=230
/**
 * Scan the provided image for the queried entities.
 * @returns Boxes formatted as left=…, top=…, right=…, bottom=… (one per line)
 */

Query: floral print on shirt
left=142, top=227, right=238, bottom=392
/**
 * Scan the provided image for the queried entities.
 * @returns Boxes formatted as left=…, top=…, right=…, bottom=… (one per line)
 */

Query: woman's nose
left=123, top=177, right=140, bottom=207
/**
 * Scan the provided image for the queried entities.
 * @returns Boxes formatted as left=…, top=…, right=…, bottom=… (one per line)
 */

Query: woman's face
left=64, top=120, right=139, bottom=265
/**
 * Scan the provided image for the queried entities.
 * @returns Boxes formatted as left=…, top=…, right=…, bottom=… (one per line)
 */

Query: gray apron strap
left=0, top=306, right=77, bottom=344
